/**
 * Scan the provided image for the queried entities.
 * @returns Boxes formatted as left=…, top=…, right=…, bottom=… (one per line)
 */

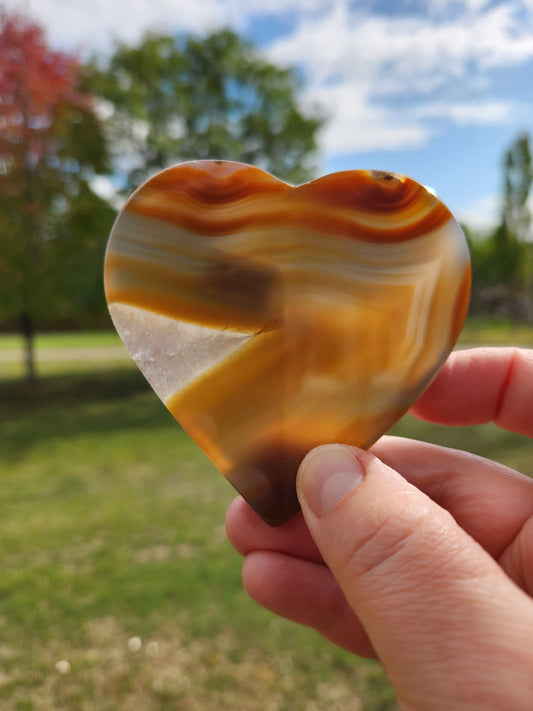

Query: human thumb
left=296, top=444, right=533, bottom=711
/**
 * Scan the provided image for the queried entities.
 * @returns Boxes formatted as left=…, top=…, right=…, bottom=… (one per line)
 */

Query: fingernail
left=297, top=445, right=364, bottom=518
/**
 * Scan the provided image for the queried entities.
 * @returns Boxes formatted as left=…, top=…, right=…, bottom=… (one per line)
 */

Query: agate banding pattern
left=104, top=160, right=471, bottom=526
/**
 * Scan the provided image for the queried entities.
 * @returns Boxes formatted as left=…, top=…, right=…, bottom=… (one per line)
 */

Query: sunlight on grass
left=0, top=331, right=123, bottom=350
left=0, top=371, right=397, bottom=710
left=0, top=323, right=532, bottom=709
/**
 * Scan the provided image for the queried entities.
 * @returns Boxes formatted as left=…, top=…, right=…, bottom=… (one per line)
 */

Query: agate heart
left=104, top=161, right=471, bottom=526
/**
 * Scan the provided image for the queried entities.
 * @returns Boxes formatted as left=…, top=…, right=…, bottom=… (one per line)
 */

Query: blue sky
left=11, top=0, right=533, bottom=232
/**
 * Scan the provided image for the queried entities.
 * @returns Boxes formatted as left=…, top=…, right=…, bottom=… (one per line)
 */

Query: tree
left=488, top=133, right=532, bottom=285
left=502, top=132, right=532, bottom=245
left=0, top=10, right=110, bottom=381
left=43, top=183, right=116, bottom=329
left=87, top=29, right=324, bottom=191
left=467, top=133, right=533, bottom=319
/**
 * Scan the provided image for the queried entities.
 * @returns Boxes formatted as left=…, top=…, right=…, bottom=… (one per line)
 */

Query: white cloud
left=311, top=83, right=430, bottom=155
left=422, top=0, right=493, bottom=16
left=5, top=0, right=324, bottom=53
left=5, top=0, right=229, bottom=53
left=266, top=1, right=533, bottom=152
left=413, top=100, right=512, bottom=126
left=15, top=0, right=532, bottom=70
left=267, top=2, right=533, bottom=88
left=6, top=0, right=533, bottom=157
left=228, top=0, right=325, bottom=14
left=457, top=187, right=533, bottom=236
left=456, top=194, right=501, bottom=232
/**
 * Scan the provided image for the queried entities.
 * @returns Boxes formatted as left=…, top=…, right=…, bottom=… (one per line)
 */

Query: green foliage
left=466, top=222, right=525, bottom=287
left=46, top=184, right=115, bottom=325
left=488, top=132, right=532, bottom=287
left=488, top=221, right=525, bottom=284
left=502, top=132, right=532, bottom=244
left=467, top=134, right=531, bottom=289
left=88, top=29, right=324, bottom=190
left=0, top=10, right=112, bottom=377
left=466, top=133, right=533, bottom=318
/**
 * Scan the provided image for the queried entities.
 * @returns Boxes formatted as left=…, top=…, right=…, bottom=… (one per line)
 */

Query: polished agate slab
left=104, top=161, right=471, bottom=526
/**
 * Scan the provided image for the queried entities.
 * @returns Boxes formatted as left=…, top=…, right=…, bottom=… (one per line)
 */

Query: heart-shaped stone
left=104, top=161, right=471, bottom=526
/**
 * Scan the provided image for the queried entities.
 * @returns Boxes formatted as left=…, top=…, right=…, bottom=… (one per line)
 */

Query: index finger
left=411, top=347, right=533, bottom=437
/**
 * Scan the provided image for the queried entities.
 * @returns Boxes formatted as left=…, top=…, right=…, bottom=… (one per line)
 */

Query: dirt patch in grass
left=1, top=616, right=395, bottom=711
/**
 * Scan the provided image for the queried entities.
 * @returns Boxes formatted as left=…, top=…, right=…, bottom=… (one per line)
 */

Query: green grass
left=0, top=331, right=122, bottom=350
left=0, top=322, right=532, bottom=710
left=0, top=357, right=135, bottom=381
left=458, top=314, right=533, bottom=347
left=0, top=330, right=132, bottom=380
left=0, top=370, right=398, bottom=711
left=0, top=313, right=531, bottom=353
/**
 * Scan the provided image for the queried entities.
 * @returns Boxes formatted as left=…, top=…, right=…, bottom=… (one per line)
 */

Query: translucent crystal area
left=104, top=160, right=471, bottom=526
left=108, top=304, right=251, bottom=403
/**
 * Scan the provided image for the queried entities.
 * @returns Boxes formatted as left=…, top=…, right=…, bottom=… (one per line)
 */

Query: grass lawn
left=0, top=369, right=398, bottom=711
left=0, top=322, right=532, bottom=710
left=0, top=331, right=123, bottom=350
left=458, top=315, right=533, bottom=347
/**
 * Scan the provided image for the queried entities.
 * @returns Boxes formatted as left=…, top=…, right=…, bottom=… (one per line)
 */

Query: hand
left=226, top=348, right=533, bottom=710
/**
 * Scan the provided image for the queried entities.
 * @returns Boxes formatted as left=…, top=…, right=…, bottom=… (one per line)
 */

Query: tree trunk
left=19, top=311, right=37, bottom=384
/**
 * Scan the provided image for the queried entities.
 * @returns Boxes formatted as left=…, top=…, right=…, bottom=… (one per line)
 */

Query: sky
left=9, top=0, right=533, bottom=231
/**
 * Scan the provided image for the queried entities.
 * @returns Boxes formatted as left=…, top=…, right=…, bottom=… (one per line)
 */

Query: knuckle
left=336, top=495, right=444, bottom=580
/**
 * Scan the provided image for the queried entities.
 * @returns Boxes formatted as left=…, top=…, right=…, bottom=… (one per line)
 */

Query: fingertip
left=226, top=495, right=307, bottom=556
left=225, top=494, right=249, bottom=526
left=225, top=495, right=260, bottom=555
left=297, top=444, right=365, bottom=519
left=241, top=550, right=279, bottom=601
left=409, top=347, right=533, bottom=433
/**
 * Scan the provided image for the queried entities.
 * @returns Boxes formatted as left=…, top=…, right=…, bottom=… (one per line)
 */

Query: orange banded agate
left=104, top=160, right=471, bottom=526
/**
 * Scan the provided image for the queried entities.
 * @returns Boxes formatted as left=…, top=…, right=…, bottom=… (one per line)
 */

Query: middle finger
left=371, top=435, right=533, bottom=558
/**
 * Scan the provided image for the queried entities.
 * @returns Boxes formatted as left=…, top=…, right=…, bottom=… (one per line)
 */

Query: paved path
left=0, top=346, right=130, bottom=363
left=0, top=342, right=483, bottom=366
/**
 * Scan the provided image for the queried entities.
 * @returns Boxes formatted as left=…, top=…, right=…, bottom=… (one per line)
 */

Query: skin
left=226, top=348, right=533, bottom=711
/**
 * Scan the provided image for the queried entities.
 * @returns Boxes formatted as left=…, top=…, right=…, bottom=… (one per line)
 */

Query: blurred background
left=0, top=2, right=531, bottom=709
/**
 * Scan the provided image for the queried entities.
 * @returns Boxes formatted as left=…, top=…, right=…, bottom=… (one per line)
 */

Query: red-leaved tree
left=0, top=10, right=109, bottom=381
